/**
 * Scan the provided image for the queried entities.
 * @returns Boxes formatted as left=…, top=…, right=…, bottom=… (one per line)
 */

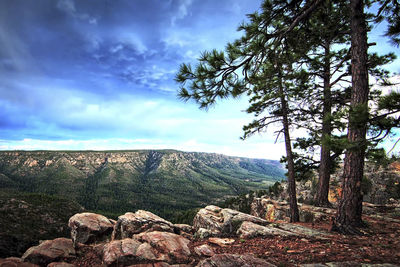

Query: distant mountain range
left=0, top=150, right=285, bottom=219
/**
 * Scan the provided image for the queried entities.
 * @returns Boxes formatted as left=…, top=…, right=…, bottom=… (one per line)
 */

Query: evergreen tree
left=175, top=0, right=400, bottom=229
left=175, top=0, right=318, bottom=222
left=334, top=0, right=400, bottom=234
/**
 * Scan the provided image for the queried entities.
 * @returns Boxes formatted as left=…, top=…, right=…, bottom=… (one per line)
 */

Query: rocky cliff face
left=0, top=150, right=284, bottom=220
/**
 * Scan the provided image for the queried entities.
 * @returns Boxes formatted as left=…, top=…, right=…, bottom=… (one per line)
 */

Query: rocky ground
left=1, top=202, right=399, bottom=267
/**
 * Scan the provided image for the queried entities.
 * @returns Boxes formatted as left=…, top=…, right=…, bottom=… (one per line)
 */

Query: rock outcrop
left=103, top=231, right=191, bottom=266
left=251, top=196, right=400, bottom=224
left=112, top=210, right=175, bottom=240
left=13, top=204, right=400, bottom=267
left=193, top=205, right=269, bottom=237
left=68, top=212, right=114, bottom=246
left=21, top=238, right=75, bottom=266
left=251, top=198, right=336, bottom=223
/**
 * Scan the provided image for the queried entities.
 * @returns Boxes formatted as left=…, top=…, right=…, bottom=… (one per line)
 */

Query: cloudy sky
left=0, top=0, right=399, bottom=160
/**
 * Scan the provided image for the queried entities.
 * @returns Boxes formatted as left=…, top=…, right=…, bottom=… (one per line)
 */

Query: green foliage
left=0, top=190, right=83, bottom=257
left=268, top=181, right=283, bottom=197
left=361, top=176, right=373, bottom=196
left=0, top=150, right=283, bottom=222
left=171, top=208, right=200, bottom=225
left=366, top=148, right=391, bottom=168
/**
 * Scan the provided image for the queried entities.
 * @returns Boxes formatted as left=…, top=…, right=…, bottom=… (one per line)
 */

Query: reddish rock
left=207, top=238, right=235, bottom=247
left=0, top=257, right=38, bottom=267
left=102, top=238, right=148, bottom=266
left=68, top=213, right=114, bottom=246
left=173, top=224, right=195, bottom=235
left=197, top=254, right=276, bottom=267
left=133, top=231, right=191, bottom=264
left=103, top=232, right=191, bottom=266
left=194, top=244, right=215, bottom=257
left=112, top=210, right=174, bottom=240
left=22, top=238, right=75, bottom=266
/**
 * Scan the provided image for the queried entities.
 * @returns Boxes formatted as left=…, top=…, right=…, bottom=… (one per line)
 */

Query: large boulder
left=103, top=231, right=191, bottom=266
left=193, top=205, right=269, bottom=237
left=21, top=238, right=75, bottom=266
left=112, top=210, right=174, bottom=240
left=133, top=231, right=191, bottom=264
left=68, top=212, right=114, bottom=246
left=103, top=238, right=151, bottom=266
left=197, top=254, right=276, bottom=267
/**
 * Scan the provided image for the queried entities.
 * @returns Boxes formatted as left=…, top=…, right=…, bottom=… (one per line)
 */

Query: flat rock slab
left=237, top=221, right=296, bottom=239
left=22, top=238, right=75, bottom=266
left=208, top=238, right=235, bottom=247
left=197, top=253, right=276, bottom=267
left=68, top=212, right=114, bottom=245
left=276, top=224, right=332, bottom=240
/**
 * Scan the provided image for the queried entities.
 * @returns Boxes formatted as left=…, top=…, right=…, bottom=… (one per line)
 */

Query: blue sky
left=0, top=0, right=399, bottom=160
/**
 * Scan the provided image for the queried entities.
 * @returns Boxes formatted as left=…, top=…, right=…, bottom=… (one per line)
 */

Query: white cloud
left=118, top=32, right=148, bottom=55
left=0, top=137, right=286, bottom=160
left=56, top=0, right=98, bottom=25
left=171, top=0, right=193, bottom=26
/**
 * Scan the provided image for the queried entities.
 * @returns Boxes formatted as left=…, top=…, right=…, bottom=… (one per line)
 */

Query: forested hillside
left=0, top=150, right=284, bottom=219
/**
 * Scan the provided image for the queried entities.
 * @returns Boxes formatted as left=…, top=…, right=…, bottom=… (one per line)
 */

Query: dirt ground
left=194, top=215, right=400, bottom=266
left=72, top=214, right=400, bottom=267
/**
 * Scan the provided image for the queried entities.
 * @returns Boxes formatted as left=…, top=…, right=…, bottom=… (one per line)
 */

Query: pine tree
left=175, top=0, right=319, bottom=222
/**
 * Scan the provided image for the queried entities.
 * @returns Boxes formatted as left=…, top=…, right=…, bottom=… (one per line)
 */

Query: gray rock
left=237, top=221, right=296, bottom=239
left=68, top=212, right=114, bottom=246
left=193, top=205, right=269, bottom=236
left=276, top=223, right=332, bottom=240
left=112, top=210, right=174, bottom=240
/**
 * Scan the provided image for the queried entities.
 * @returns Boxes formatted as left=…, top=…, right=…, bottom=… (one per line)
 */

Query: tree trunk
left=335, top=0, right=369, bottom=234
left=315, top=43, right=333, bottom=207
left=278, top=65, right=300, bottom=223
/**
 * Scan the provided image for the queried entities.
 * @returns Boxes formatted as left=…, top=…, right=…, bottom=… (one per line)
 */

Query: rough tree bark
left=335, top=0, right=369, bottom=233
left=278, top=63, right=300, bottom=223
